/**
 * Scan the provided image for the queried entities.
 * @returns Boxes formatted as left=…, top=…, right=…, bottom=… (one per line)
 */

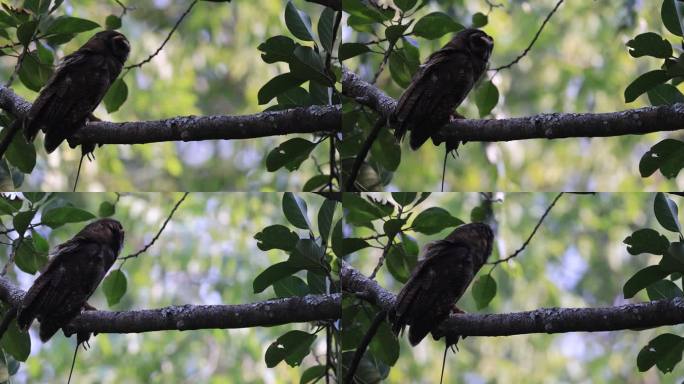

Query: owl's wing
left=392, top=241, right=471, bottom=345
left=393, top=48, right=464, bottom=140
left=16, top=239, right=101, bottom=337
left=23, top=52, right=109, bottom=152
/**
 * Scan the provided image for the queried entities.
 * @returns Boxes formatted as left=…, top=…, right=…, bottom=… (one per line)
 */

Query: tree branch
left=0, top=275, right=340, bottom=335
left=342, top=68, right=684, bottom=144
left=341, top=262, right=684, bottom=337
left=0, top=86, right=340, bottom=145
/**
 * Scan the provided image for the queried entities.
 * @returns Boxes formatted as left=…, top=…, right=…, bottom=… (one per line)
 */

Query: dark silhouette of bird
left=22, top=30, right=130, bottom=154
left=393, top=28, right=493, bottom=150
left=390, top=222, right=494, bottom=346
left=15, top=218, right=124, bottom=342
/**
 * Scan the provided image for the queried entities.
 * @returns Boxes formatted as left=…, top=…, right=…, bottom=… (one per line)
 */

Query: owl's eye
left=112, top=36, right=130, bottom=53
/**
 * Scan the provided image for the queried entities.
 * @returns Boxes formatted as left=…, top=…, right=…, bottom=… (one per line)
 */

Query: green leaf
left=258, top=35, right=297, bottom=64
left=654, top=192, right=681, bottom=233
left=98, top=201, right=115, bottom=217
left=266, top=138, right=317, bottom=172
left=389, top=43, right=420, bottom=88
left=18, top=51, right=52, bottom=92
left=265, top=330, right=316, bottom=367
left=339, top=42, right=370, bottom=61
left=383, top=218, right=405, bottom=239
left=472, top=274, right=496, bottom=309
left=624, top=70, right=671, bottom=103
left=102, top=269, right=127, bottom=306
left=290, top=46, right=332, bottom=85
left=637, top=333, right=684, bottom=373
left=411, top=207, right=463, bottom=235
left=646, top=279, right=683, bottom=300
left=42, top=206, right=95, bottom=228
left=471, top=12, right=488, bottom=28
left=277, top=86, right=312, bottom=107
left=103, top=77, right=128, bottom=113
left=386, top=244, right=412, bottom=283
left=647, top=83, right=684, bottom=106
left=307, top=270, right=326, bottom=294
left=16, top=19, right=37, bottom=46
left=385, top=23, right=409, bottom=45
left=45, top=16, right=99, bottom=35
left=303, top=174, right=330, bottom=192
left=105, top=14, right=121, bottom=30
left=662, top=0, right=683, bottom=37
left=22, top=193, right=43, bottom=203
left=391, top=192, right=416, bottom=206
left=258, top=73, right=305, bottom=105
left=411, top=12, right=463, bottom=39
left=253, top=261, right=300, bottom=293
left=300, top=365, right=326, bottom=384
left=343, top=193, right=387, bottom=227
left=474, top=80, right=499, bottom=117
left=254, top=224, right=299, bottom=251
left=273, top=275, right=309, bottom=298
left=331, top=218, right=344, bottom=257
left=395, top=0, right=418, bottom=12
left=623, top=265, right=670, bottom=298
left=5, top=131, right=36, bottom=173
left=0, top=316, right=30, bottom=361
left=282, top=193, right=310, bottom=230
left=318, top=7, right=335, bottom=52
left=0, top=195, right=22, bottom=215
left=627, top=32, right=673, bottom=58
left=640, top=139, right=684, bottom=179
left=370, top=126, right=401, bottom=171
left=13, top=210, right=35, bottom=234
left=289, top=239, right=326, bottom=274
left=340, top=238, right=370, bottom=257
left=369, top=320, right=399, bottom=366
left=624, top=228, right=670, bottom=255
left=318, top=199, right=337, bottom=245
left=14, top=237, right=48, bottom=274
left=285, top=1, right=314, bottom=41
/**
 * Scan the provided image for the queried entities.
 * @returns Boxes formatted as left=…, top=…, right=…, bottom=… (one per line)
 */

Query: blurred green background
left=1, top=192, right=330, bottom=383
left=344, top=0, right=684, bottom=191
left=346, top=192, right=683, bottom=383
left=0, top=1, right=330, bottom=191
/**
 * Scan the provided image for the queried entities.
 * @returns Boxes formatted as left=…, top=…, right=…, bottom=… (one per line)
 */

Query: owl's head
left=444, top=222, right=494, bottom=264
left=90, top=30, right=130, bottom=63
left=78, top=218, right=125, bottom=255
left=452, top=28, right=494, bottom=62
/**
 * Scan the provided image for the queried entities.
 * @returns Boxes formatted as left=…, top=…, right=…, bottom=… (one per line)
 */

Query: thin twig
left=369, top=232, right=397, bottom=280
left=490, top=192, right=564, bottom=269
left=120, top=192, right=189, bottom=260
left=344, top=116, right=386, bottom=192
left=491, top=0, right=564, bottom=71
left=343, top=309, right=387, bottom=384
left=125, top=0, right=198, bottom=70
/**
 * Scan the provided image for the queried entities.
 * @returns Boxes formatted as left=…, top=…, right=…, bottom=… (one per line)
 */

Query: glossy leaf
left=254, top=224, right=299, bottom=251
left=102, top=269, right=127, bottom=306
left=42, top=206, right=95, bottom=228
left=654, top=192, right=681, bottom=233
left=265, top=330, right=316, bottom=367
left=253, top=261, right=300, bottom=293
left=282, top=193, right=310, bottom=230
left=266, top=138, right=317, bottom=172
left=411, top=207, right=463, bottom=234
left=623, top=265, right=670, bottom=298
left=624, top=228, right=670, bottom=255
left=472, top=274, right=496, bottom=309
left=412, top=12, right=463, bottom=39
left=624, top=70, right=671, bottom=103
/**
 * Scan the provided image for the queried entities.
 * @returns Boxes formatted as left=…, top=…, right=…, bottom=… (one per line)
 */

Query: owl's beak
left=480, top=35, right=493, bottom=47
left=113, top=35, right=130, bottom=49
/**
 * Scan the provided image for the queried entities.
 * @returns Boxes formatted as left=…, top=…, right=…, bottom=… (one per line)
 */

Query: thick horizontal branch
left=341, top=68, right=684, bottom=143
left=341, top=262, right=684, bottom=337
left=0, top=86, right=341, bottom=145
left=0, top=275, right=340, bottom=335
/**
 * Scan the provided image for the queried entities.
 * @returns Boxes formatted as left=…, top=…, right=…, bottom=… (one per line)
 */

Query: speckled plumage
left=17, top=219, right=124, bottom=342
left=22, top=30, right=130, bottom=153
left=393, top=28, right=493, bottom=150
left=390, top=222, right=494, bottom=346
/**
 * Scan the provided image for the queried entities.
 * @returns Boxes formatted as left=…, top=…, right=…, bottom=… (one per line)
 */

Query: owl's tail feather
left=43, top=131, right=66, bottom=153
left=409, top=127, right=431, bottom=150
left=39, top=321, right=61, bottom=342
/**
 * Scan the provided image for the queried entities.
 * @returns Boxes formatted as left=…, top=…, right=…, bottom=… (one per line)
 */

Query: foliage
left=343, top=1, right=683, bottom=191
left=0, top=1, right=339, bottom=191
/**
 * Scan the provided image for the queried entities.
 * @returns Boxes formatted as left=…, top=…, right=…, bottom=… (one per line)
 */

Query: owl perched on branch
left=16, top=218, right=124, bottom=342
left=22, top=30, right=130, bottom=154
left=390, top=222, right=494, bottom=346
left=393, top=28, right=493, bottom=150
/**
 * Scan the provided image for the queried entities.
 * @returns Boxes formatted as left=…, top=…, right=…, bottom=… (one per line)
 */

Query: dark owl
left=393, top=28, right=493, bottom=150
left=22, top=30, right=130, bottom=154
left=16, top=218, right=124, bottom=342
left=390, top=222, right=494, bottom=346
